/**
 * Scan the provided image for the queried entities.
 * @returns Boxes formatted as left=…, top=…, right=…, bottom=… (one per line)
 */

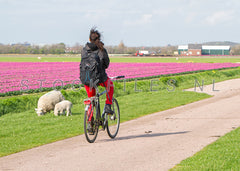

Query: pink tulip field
left=0, top=62, right=240, bottom=93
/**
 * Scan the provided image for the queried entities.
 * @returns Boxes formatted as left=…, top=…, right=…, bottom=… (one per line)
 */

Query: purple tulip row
left=0, top=62, right=240, bottom=93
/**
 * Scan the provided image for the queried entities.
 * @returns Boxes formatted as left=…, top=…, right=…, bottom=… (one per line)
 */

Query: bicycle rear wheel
left=84, top=104, right=99, bottom=143
left=106, top=98, right=120, bottom=139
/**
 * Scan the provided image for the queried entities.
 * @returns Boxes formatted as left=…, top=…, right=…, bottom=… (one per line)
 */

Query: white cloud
left=204, top=10, right=235, bottom=26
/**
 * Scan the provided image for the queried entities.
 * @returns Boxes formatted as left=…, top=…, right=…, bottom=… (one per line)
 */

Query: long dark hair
left=89, top=28, right=104, bottom=51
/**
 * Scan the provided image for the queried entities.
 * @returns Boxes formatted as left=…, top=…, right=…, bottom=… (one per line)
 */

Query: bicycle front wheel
left=106, top=98, right=120, bottom=139
left=84, top=104, right=99, bottom=143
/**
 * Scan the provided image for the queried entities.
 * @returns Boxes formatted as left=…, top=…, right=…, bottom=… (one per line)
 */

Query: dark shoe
left=105, top=104, right=114, bottom=115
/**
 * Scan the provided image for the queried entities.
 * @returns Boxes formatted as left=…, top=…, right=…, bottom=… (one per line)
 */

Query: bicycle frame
left=84, top=76, right=124, bottom=123
left=84, top=87, right=106, bottom=125
left=83, top=75, right=124, bottom=142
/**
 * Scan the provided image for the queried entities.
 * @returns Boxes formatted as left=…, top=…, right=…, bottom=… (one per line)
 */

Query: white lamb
left=54, top=100, right=73, bottom=116
left=35, top=90, right=65, bottom=116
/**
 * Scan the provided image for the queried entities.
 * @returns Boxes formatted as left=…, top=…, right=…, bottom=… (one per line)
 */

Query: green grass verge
left=110, top=57, right=240, bottom=63
left=170, top=127, right=240, bottom=170
left=0, top=55, right=81, bottom=62
left=0, top=54, right=240, bottom=63
left=0, top=90, right=210, bottom=157
left=1, top=67, right=240, bottom=157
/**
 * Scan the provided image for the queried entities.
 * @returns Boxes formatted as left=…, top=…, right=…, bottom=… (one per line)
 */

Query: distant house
left=188, top=44, right=202, bottom=56
left=178, top=44, right=231, bottom=56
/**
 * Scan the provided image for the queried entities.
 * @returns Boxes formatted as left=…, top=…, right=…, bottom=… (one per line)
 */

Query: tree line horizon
left=1, top=41, right=240, bottom=55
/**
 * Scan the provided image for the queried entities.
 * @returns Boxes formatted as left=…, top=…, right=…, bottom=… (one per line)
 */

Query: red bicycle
left=83, top=76, right=124, bottom=143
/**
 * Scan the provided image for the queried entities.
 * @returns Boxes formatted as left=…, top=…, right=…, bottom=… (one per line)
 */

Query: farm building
left=202, top=45, right=230, bottom=55
left=178, top=44, right=231, bottom=56
left=178, top=45, right=188, bottom=55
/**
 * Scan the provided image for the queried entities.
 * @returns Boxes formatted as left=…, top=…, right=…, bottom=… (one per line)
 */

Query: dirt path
left=1, top=79, right=240, bottom=171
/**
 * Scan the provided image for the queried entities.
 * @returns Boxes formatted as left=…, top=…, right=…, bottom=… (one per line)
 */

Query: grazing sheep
left=54, top=100, right=72, bottom=116
left=35, top=90, right=65, bottom=116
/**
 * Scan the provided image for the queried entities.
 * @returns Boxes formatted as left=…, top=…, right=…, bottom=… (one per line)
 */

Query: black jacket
left=81, top=42, right=109, bottom=83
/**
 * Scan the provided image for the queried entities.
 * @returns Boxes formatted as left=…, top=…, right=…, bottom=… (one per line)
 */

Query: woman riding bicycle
left=80, top=28, right=114, bottom=115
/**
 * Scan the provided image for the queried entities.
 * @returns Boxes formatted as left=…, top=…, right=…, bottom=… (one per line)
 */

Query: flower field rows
left=0, top=62, right=240, bottom=93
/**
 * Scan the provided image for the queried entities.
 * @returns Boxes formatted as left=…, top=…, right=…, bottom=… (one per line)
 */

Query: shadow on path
left=101, top=131, right=190, bottom=142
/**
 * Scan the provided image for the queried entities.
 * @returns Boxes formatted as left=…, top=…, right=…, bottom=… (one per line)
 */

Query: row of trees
left=0, top=41, right=178, bottom=55
left=2, top=41, right=240, bottom=55
left=104, top=41, right=176, bottom=55
left=230, top=45, right=240, bottom=55
left=0, top=43, right=66, bottom=54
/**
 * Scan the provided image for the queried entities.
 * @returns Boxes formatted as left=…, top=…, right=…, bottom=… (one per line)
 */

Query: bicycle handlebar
left=109, top=75, right=125, bottom=80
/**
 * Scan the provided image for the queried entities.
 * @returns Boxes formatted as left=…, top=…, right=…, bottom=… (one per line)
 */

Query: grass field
left=111, top=56, right=240, bottom=63
left=0, top=90, right=210, bottom=157
left=0, top=54, right=240, bottom=63
left=171, top=127, right=240, bottom=170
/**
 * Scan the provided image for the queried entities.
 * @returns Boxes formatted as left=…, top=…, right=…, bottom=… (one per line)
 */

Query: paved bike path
left=1, top=79, right=240, bottom=171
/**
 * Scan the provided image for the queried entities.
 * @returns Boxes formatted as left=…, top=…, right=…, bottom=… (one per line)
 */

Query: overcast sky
left=1, top=0, right=240, bottom=46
